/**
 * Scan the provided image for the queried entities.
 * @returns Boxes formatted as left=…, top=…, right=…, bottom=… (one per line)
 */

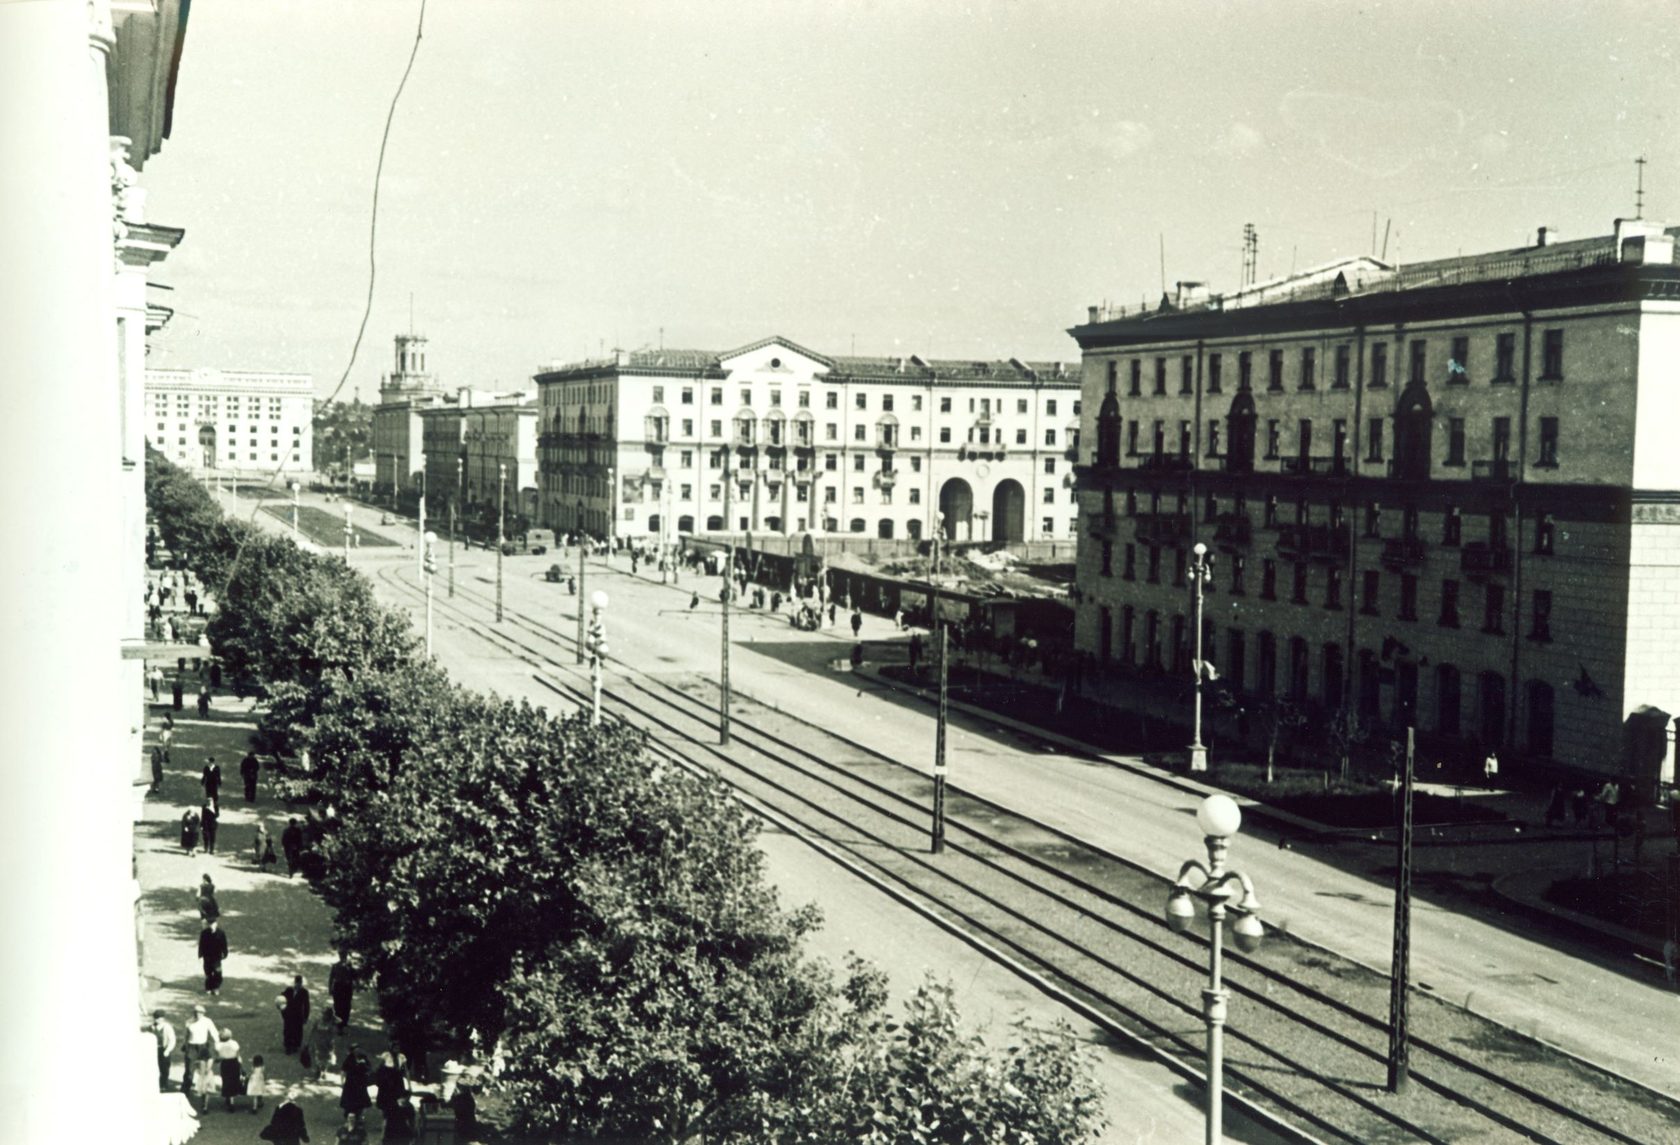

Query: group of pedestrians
left=150, top=1003, right=268, bottom=1116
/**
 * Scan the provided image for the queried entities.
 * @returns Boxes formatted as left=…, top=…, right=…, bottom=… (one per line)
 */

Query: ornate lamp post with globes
left=586, top=589, right=609, bottom=725
left=422, top=530, right=438, bottom=657
left=1187, top=541, right=1215, bottom=771
left=1165, top=793, right=1264, bottom=1145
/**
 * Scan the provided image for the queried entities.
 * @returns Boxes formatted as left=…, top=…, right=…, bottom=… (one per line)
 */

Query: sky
left=141, top=0, right=1680, bottom=401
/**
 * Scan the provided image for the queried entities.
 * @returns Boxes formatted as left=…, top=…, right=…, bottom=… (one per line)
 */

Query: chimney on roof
left=1175, top=281, right=1209, bottom=309
left=896, top=356, right=907, bottom=373
left=1615, top=217, right=1673, bottom=264
left=1087, top=305, right=1101, bottom=323
left=1536, top=226, right=1553, bottom=247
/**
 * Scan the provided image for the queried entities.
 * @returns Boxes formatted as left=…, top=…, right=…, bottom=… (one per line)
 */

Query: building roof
left=535, top=339, right=1076, bottom=386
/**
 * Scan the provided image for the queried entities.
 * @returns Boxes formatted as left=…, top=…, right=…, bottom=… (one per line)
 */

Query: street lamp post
left=1188, top=541, right=1214, bottom=772
left=343, top=501, right=353, bottom=561
left=932, top=511, right=948, bottom=854
left=496, top=463, right=506, bottom=624
left=452, top=456, right=462, bottom=599
left=417, top=469, right=427, bottom=582
left=422, top=530, right=437, bottom=657
left=576, top=499, right=586, bottom=665
left=290, top=481, right=300, bottom=538
left=721, top=464, right=734, bottom=745
left=586, top=589, right=609, bottom=725
left=1166, top=794, right=1265, bottom=1145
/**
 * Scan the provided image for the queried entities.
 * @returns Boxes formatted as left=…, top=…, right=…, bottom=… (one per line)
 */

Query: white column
left=0, top=3, right=147, bottom=1143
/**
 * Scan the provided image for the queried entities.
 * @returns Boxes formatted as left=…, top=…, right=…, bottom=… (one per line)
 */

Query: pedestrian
left=1483, top=749, right=1499, bottom=788
left=908, top=632, right=923, bottom=673
left=374, top=1051, right=408, bottom=1127
left=247, top=1054, right=269, bottom=1114
left=148, top=665, right=163, bottom=702
left=201, top=758, right=222, bottom=802
left=259, top=1087, right=310, bottom=1145
left=198, top=874, right=219, bottom=923
left=253, top=820, right=272, bottom=867
left=150, top=1009, right=177, bottom=1092
left=689, top=591, right=700, bottom=610
left=150, top=746, right=165, bottom=793
left=198, top=919, right=227, bottom=995
left=1602, top=781, right=1621, bottom=830
left=210, top=659, right=222, bottom=688
left=828, top=602, right=837, bottom=627
left=307, top=1014, right=337, bottom=1080
left=850, top=607, right=863, bottom=638
left=281, top=974, right=312, bottom=1055
left=201, top=798, right=220, bottom=855
left=630, top=553, right=639, bottom=576
left=197, top=686, right=211, bottom=717
left=448, top=1083, right=478, bottom=1143
left=328, top=951, right=355, bottom=1032
left=850, top=642, right=864, bottom=672
left=185, top=587, right=197, bottom=614
left=241, top=750, right=261, bottom=803
left=159, top=714, right=174, bottom=762
left=182, top=1004, right=219, bottom=1096
left=171, top=676, right=184, bottom=711
left=180, top=807, right=200, bottom=854
left=894, top=607, right=905, bottom=630
left=771, top=590, right=782, bottom=613
left=282, top=818, right=304, bottom=878
left=216, top=1027, right=245, bottom=1112
left=340, top=1043, right=374, bottom=1123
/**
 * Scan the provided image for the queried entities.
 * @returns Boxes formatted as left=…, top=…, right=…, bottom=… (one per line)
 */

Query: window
left=824, top=454, right=838, bottom=470
left=1445, top=418, right=1466, bottom=466
left=1267, top=349, right=1284, bottom=392
left=1126, top=420, right=1139, bottom=454
left=1530, top=590, right=1553, bottom=641
left=1448, top=336, right=1470, bottom=383
left=1046, top=398, right=1058, bottom=416
left=1400, top=574, right=1419, bottom=620
left=911, top=394, right=923, bottom=412
left=1492, top=416, right=1512, bottom=462
left=680, top=449, right=694, bottom=468
left=1292, top=562, right=1309, bottom=604
left=739, top=387, right=752, bottom=405
left=1370, top=341, right=1388, bottom=388
left=1208, top=353, right=1223, bottom=393
left=1178, top=420, right=1192, bottom=457
left=1129, top=360, right=1143, bottom=396
left=1207, top=420, right=1222, bottom=456
left=855, top=392, right=867, bottom=410
left=1015, top=428, right=1027, bottom=445
left=1483, top=582, right=1506, bottom=633
left=1296, top=418, right=1312, bottom=459
left=1494, top=333, right=1516, bottom=383
left=651, top=385, right=665, bottom=404
left=1041, top=515, right=1054, bottom=535
left=1238, top=351, right=1253, bottom=391
left=1173, top=548, right=1188, bottom=586
left=1260, top=559, right=1277, bottom=600
left=854, top=425, right=866, bottom=442
left=1541, top=328, right=1564, bottom=379
left=1537, top=417, right=1559, bottom=467
left=1230, top=555, right=1246, bottom=594
left=1180, top=356, right=1194, bottom=395
left=1443, top=505, right=1461, bottom=546
left=1409, top=340, right=1427, bottom=384
left=1360, top=570, right=1379, bottom=615
left=910, top=456, right=922, bottom=472
left=1326, top=567, right=1343, bottom=610
left=1045, top=429, right=1058, bottom=446
left=911, top=425, right=922, bottom=442
left=1044, top=458, right=1056, bottom=474
left=1535, top=511, right=1555, bottom=555
left=824, top=423, right=838, bottom=441
left=1299, top=347, right=1316, bottom=390
left=1265, top=419, right=1281, bottom=458
left=1439, top=579, right=1460, bottom=627
left=1042, top=487, right=1055, bottom=504
left=938, top=427, right=950, bottom=443
left=853, top=454, right=865, bottom=470
left=1123, top=544, right=1136, bottom=580
left=1146, top=546, right=1161, bottom=583
left=1366, top=417, right=1384, bottom=462
left=881, top=393, right=894, bottom=412
left=1263, top=494, right=1279, bottom=528
left=851, top=487, right=864, bottom=504
left=1154, top=357, right=1168, bottom=395
left=1333, top=344, right=1351, bottom=390
left=823, top=487, right=836, bottom=503
left=1100, top=541, right=1113, bottom=577
left=909, top=487, right=921, bottom=504
left=679, top=483, right=693, bottom=501
left=1152, top=420, right=1166, bottom=455
left=768, top=389, right=781, bottom=407
left=711, top=387, right=724, bottom=406
left=827, top=392, right=839, bottom=410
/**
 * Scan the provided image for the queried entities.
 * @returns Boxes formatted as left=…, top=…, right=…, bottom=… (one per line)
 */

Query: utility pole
left=496, top=463, right=505, bottom=624
left=931, top=513, right=948, bottom=853
left=1388, top=726, right=1416, bottom=1093
left=575, top=499, right=586, bottom=664
left=721, top=461, right=733, bottom=745
left=452, top=457, right=462, bottom=598
left=417, top=469, right=426, bottom=582
left=343, top=500, right=352, bottom=561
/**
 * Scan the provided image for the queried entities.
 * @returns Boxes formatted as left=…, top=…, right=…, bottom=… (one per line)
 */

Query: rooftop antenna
left=1241, top=223, right=1259, bottom=287
left=1159, top=233, right=1167, bottom=295
left=1636, top=155, right=1647, bottom=219
left=1381, top=218, right=1392, bottom=261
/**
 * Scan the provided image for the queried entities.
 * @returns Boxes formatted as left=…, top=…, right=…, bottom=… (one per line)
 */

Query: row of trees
left=146, top=448, right=1108, bottom=1143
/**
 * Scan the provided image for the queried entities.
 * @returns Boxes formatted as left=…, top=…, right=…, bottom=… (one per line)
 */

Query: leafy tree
left=312, top=397, right=372, bottom=476
left=1326, top=708, right=1373, bottom=782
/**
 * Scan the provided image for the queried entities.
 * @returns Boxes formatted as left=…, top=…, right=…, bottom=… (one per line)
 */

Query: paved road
left=256, top=492, right=1680, bottom=1103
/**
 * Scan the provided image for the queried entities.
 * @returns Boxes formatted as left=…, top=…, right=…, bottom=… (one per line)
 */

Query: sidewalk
left=135, top=669, right=388, bottom=1144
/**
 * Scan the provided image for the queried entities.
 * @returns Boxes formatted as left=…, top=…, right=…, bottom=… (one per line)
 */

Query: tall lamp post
left=721, top=463, right=734, bottom=745
left=451, top=456, right=462, bottom=599
left=931, top=511, right=949, bottom=854
left=422, top=530, right=437, bottom=657
left=290, top=481, right=300, bottom=537
left=496, top=463, right=506, bottom=623
left=575, top=498, right=587, bottom=664
left=586, top=589, right=609, bottom=725
left=343, top=501, right=353, bottom=561
left=1187, top=541, right=1214, bottom=772
left=1166, top=794, right=1265, bottom=1145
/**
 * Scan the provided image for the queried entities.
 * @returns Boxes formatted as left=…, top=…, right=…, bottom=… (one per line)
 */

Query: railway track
left=374, top=558, right=1680, bottom=1144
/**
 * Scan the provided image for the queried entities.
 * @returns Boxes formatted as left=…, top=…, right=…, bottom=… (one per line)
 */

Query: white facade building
left=535, top=336, right=1081, bottom=547
left=144, top=367, right=314, bottom=476
left=372, top=332, right=445, bottom=498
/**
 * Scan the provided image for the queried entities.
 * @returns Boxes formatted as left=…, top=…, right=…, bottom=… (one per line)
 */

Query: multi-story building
left=533, top=336, right=1081, bottom=548
left=371, top=332, right=446, bottom=498
left=1069, top=219, right=1680, bottom=784
left=144, top=367, right=313, bottom=475
left=418, top=388, right=540, bottom=526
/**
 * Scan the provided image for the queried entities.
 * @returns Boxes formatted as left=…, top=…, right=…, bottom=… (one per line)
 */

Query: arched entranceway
left=1392, top=380, right=1434, bottom=480
left=647, top=514, right=661, bottom=535
left=938, top=478, right=973, bottom=540
left=198, top=424, right=217, bottom=469
left=906, top=518, right=922, bottom=541
left=991, top=479, right=1024, bottom=543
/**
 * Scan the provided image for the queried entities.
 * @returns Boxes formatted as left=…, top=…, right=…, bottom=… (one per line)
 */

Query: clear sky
left=142, top=0, right=1679, bottom=400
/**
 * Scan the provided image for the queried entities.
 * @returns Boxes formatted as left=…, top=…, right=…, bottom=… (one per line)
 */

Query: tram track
left=373, top=557, right=1680, bottom=1144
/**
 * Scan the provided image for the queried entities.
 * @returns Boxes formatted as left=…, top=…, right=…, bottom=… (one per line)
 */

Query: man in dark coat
left=200, top=799, right=219, bottom=855
left=171, top=676, right=184, bottom=710
left=201, top=758, right=222, bottom=802
left=197, top=919, right=227, bottom=996
left=240, top=751, right=261, bottom=803
left=281, top=818, right=304, bottom=878
left=258, top=1088, right=309, bottom=1145
left=328, top=951, right=355, bottom=1032
left=281, top=974, right=311, bottom=1055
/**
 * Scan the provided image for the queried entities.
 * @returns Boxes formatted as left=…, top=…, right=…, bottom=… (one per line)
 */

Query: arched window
left=1288, top=636, right=1309, bottom=699
left=677, top=515, right=695, bottom=534
left=1224, top=390, right=1257, bottom=474
left=849, top=517, right=866, bottom=533
left=1322, top=643, right=1344, bottom=711
left=1095, top=390, right=1122, bottom=468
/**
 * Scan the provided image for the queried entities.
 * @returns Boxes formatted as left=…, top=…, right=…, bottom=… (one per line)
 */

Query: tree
left=1325, top=708, right=1373, bottom=782
left=312, top=397, right=372, bottom=477
left=1220, top=693, right=1307, bottom=783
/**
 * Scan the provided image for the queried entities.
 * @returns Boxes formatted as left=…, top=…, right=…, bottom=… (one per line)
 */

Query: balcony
left=1460, top=542, right=1513, bottom=578
left=1064, top=444, right=1080, bottom=462
left=957, top=444, right=1008, bottom=462
left=1471, top=458, right=1516, bottom=482
left=1279, top=455, right=1351, bottom=478
left=1277, top=523, right=1348, bottom=563
left=872, top=469, right=898, bottom=490
left=1212, top=513, right=1252, bottom=548
left=1133, top=511, right=1192, bottom=547
left=1380, top=537, right=1428, bottom=569
left=1137, top=452, right=1194, bottom=474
